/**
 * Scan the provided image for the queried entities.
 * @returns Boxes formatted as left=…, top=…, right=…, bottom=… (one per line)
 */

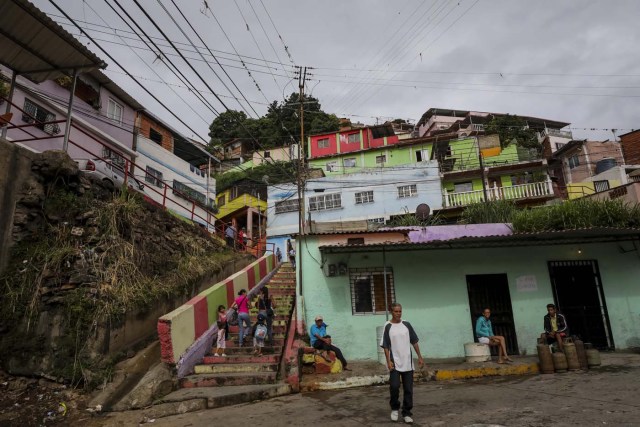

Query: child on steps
left=252, top=313, right=268, bottom=356
left=213, top=320, right=227, bottom=357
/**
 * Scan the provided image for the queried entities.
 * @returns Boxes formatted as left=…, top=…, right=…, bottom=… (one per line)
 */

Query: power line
left=160, top=0, right=259, bottom=118
left=47, top=0, right=209, bottom=145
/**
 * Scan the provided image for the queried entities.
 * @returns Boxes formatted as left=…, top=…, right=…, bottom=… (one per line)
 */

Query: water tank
left=595, top=158, right=617, bottom=174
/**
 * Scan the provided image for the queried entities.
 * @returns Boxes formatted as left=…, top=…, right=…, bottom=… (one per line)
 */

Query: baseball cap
left=315, top=315, right=323, bottom=321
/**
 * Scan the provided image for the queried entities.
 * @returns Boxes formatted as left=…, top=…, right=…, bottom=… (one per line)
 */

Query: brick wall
left=620, top=130, right=640, bottom=165
left=137, top=113, right=174, bottom=152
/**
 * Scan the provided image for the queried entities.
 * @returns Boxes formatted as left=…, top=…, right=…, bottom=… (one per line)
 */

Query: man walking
left=380, top=303, right=424, bottom=424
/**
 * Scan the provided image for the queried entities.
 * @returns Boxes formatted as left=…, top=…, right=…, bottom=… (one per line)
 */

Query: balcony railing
left=539, top=128, right=573, bottom=140
left=443, top=178, right=554, bottom=207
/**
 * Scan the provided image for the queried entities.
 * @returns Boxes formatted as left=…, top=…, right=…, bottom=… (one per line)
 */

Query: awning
left=319, top=228, right=640, bottom=253
left=0, top=0, right=106, bottom=82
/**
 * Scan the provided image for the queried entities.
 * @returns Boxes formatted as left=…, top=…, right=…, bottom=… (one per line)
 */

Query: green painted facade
left=298, top=238, right=640, bottom=361
left=308, top=141, right=436, bottom=176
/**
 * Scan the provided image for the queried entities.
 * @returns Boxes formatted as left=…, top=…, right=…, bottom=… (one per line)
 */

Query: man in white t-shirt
left=380, top=303, right=424, bottom=424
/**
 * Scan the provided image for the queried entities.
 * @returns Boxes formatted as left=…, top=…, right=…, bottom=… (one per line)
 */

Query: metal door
left=467, top=274, right=519, bottom=355
left=548, top=260, right=614, bottom=349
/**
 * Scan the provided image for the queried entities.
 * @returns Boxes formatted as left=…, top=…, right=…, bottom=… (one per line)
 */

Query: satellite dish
left=415, top=203, right=431, bottom=220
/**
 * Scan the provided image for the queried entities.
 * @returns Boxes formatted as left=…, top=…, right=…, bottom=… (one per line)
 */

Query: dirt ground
left=0, top=370, right=94, bottom=426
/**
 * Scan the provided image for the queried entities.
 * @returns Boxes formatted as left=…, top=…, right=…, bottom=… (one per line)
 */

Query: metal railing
left=1, top=94, right=274, bottom=257
left=443, top=178, right=554, bottom=207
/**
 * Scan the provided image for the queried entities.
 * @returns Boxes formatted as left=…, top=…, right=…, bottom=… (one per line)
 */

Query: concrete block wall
left=158, top=254, right=275, bottom=365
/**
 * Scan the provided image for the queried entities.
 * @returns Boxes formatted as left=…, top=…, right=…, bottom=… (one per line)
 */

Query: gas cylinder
left=574, top=338, right=589, bottom=370
left=552, top=352, right=568, bottom=373
left=563, top=339, right=581, bottom=371
left=586, top=348, right=601, bottom=367
left=537, top=344, right=554, bottom=374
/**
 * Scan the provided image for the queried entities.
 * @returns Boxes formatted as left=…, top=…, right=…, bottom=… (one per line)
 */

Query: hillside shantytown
left=1, top=1, right=639, bottom=425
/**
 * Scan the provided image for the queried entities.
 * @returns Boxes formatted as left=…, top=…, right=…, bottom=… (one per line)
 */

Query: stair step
left=181, top=371, right=277, bottom=388
left=223, top=339, right=285, bottom=347
left=202, top=354, right=280, bottom=364
left=163, top=384, right=291, bottom=408
left=215, top=345, right=282, bottom=355
left=194, top=362, right=277, bottom=374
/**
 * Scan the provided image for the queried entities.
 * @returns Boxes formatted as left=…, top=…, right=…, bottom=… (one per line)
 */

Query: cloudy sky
left=37, top=0, right=640, bottom=144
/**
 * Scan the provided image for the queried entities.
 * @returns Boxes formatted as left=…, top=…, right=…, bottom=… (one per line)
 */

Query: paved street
left=98, top=355, right=640, bottom=427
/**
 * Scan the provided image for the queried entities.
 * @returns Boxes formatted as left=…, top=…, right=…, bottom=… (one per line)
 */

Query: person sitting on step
left=541, top=303, right=569, bottom=352
left=310, top=315, right=350, bottom=371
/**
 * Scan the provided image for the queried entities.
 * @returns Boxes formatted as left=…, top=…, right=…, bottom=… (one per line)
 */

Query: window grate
left=355, top=190, right=374, bottom=204
left=275, top=198, right=299, bottom=214
left=398, top=184, right=417, bottom=198
left=309, top=193, right=341, bottom=211
left=349, top=267, right=395, bottom=315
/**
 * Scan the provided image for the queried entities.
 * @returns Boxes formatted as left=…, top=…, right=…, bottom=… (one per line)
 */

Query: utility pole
left=295, top=66, right=307, bottom=295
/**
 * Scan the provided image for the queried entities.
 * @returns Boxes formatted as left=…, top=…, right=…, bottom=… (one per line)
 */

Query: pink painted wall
left=309, top=132, right=338, bottom=158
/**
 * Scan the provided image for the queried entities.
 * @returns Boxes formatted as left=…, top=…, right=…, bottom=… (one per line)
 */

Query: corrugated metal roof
left=319, top=228, right=640, bottom=252
left=0, top=0, right=106, bottom=82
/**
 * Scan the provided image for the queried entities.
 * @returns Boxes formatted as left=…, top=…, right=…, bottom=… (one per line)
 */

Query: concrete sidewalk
left=300, top=355, right=541, bottom=391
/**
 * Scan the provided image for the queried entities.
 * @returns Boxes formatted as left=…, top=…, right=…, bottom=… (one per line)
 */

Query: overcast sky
left=37, top=0, right=640, bottom=144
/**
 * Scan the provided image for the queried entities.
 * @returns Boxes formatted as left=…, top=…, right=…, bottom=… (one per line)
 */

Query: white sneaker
left=213, top=353, right=219, bottom=357
left=403, top=416, right=413, bottom=424
left=390, top=410, right=399, bottom=422
left=221, top=353, right=227, bottom=357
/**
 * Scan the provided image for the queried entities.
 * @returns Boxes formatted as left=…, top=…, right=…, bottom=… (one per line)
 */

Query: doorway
left=466, top=274, right=519, bottom=355
left=548, top=260, right=614, bottom=349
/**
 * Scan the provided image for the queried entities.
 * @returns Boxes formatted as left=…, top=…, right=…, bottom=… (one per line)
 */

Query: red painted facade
left=308, top=125, right=400, bottom=159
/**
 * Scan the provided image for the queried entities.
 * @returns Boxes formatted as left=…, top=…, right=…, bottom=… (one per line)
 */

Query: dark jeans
left=226, top=236, right=235, bottom=248
left=389, top=369, right=414, bottom=417
left=312, top=339, right=347, bottom=368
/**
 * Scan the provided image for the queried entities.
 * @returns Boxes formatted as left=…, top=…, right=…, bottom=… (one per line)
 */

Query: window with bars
left=347, top=133, right=360, bottom=143
left=145, top=166, right=163, bottom=187
left=309, top=193, right=341, bottom=211
left=594, top=180, right=610, bottom=193
left=398, top=184, right=417, bottom=198
left=376, top=154, right=386, bottom=164
left=350, top=268, right=395, bottom=315
left=275, top=198, right=299, bottom=214
left=21, top=99, right=59, bottom=135
left=326, top=161, right=337, bottom=172
left=317, top=138, right=330, bottom=148
left=355, top=190, right=374, bottom=204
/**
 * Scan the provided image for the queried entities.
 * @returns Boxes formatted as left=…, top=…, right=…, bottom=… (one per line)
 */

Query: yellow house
left=216, top=182, right=267, bottom=244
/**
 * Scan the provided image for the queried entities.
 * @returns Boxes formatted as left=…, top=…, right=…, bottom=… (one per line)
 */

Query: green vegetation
left=459, top=199, right=640, bottom=232
left=208, top=93, right=340, bottom=150
left=214, top=160, right=297, bottom=193
left=485, top=114, right=542, bottom=153
left=1, top=187, right=234, bottom=387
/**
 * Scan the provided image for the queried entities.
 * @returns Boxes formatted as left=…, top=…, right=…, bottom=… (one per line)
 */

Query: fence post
left=162, top=184, right=167, bottom=207
left=443, top=188, right=449, bottom=207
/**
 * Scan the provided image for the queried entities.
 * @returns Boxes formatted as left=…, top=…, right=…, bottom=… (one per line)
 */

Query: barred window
left=355, top=190, right=374, bottom=204
left=275, top=198, right=299, bottom=214
left=398, top=184, right=417, bottom=198
left=145, top=166, right=163, bottom=188
left=173, top=181, right=213, bottom=209
left=350, top=268, right=395, bottom=315
left=317, top=138, right=330, bottom=148
left=22, top=99, right=59, bottom=135
left=376, top=154, right=386, bottom=164
left=309, top=193, right=341, bottom=211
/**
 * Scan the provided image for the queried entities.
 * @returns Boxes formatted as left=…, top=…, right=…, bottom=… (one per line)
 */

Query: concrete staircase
left=178, top=264, right=296, bottom=406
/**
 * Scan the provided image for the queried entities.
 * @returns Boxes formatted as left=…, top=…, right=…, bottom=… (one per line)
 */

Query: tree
left=485, top=114, right=541, bottom=153
left=207, top=93, right=339, bottom=152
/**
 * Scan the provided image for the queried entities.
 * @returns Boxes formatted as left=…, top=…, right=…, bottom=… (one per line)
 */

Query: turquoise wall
left=299, top=238, right=640, bottom=361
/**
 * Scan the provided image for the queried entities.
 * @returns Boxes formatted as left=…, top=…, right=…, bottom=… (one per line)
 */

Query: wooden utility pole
left=296, top=66, right=307, bottom=293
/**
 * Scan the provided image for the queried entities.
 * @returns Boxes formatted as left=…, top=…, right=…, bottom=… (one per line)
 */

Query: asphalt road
left=98, top=358, right=640, bottom=427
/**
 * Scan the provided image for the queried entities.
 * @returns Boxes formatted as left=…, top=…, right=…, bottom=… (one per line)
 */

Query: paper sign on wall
left=516, top=275, right=538, bottom=292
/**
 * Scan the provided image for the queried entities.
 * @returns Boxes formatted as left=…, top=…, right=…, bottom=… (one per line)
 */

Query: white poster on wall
left=516, top=275, right=538, bottom=292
